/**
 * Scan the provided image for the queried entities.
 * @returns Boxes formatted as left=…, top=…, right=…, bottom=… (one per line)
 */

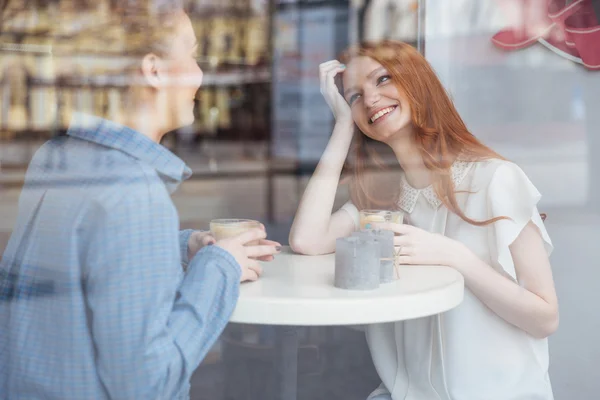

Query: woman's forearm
left=453, top=248, right=559, bottom=339
left=289, top=121, right=354, bottom=254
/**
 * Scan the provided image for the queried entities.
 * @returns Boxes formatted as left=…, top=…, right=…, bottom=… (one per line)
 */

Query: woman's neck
left=119, top=101, right=165, bottom=143
left=387, top=131, right=432, bottom=189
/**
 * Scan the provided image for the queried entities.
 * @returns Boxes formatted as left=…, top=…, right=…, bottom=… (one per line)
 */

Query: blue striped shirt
left=0, top=114, right=241, bottom=400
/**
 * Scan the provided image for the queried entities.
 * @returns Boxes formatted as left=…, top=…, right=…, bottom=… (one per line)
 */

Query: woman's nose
left=363, top=89, right=381, bottom=108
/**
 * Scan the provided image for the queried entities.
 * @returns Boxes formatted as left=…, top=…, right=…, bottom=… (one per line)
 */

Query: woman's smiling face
left=342, top=56, right=412, bottom=143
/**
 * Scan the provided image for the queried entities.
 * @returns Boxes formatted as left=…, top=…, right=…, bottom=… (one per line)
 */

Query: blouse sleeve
left=486, top=161, right=553, bottom=282
left=340, top=201, right=360, bottom=231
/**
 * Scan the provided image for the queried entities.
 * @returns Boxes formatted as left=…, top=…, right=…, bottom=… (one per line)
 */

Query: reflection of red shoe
left=547, top=0, right=583, bottom=23
left=491, top=25, right=554, bottom=50
left=492, top=0, right=600, bottom=70
left=492, top=0, right=555, bottom=50
left=547, top=0, right=585, bottom=46
left=563, top=1, right=600, bottom=70
left=538, top=25, right=584, bottom=64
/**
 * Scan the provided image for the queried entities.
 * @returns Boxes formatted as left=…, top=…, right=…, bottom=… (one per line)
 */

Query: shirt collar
left=66, top=113, right=192, bottom=183
left=397, top=159, right=473, bottom=213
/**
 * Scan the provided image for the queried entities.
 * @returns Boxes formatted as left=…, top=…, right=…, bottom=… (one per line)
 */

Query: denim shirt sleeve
left=179, top=229, right=194, bottom=267
left=84, top=190, right=240, bottom=400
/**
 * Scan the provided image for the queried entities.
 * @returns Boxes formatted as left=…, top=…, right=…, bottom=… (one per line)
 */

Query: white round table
left=228, top=247, right=464, bottom=400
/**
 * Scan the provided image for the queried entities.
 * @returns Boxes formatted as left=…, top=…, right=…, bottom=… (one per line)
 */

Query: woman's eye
left=348, top=93, right=361, bottom=105
left=377, top=75, right=391, bottom=85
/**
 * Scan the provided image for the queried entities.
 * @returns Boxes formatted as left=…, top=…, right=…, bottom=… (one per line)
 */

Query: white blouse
left=341, top=158, right=554, bottom=400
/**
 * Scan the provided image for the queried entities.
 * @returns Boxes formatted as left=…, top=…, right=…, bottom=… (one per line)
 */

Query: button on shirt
left=0, top=114, right=241, bottom=400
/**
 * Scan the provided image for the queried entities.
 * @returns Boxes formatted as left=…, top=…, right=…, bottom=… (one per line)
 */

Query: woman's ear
left=140, top=53, right=164, bottom=89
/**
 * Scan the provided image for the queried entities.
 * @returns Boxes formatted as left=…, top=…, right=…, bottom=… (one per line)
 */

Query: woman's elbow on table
left=289, top=235, right=316, bottom=255
left=289, top=234, right=328, bottom=256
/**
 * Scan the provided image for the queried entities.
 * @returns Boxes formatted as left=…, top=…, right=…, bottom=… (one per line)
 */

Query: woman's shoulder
left=462, top=158, right=544, bottom=212
left=469, top=157, right=515, bottom=171
left=468, top=158, right=529, bottom=189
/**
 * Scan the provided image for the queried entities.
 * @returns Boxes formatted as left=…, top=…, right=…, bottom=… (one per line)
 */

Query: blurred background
left=1, top=0, right=598, bottom=399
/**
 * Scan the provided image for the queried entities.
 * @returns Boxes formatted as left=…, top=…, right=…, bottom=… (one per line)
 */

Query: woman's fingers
left=245, top=244, right=280, bottom=259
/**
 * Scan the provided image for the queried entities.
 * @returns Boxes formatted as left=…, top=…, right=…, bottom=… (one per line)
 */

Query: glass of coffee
left=209, top=219, right=262, bottom=245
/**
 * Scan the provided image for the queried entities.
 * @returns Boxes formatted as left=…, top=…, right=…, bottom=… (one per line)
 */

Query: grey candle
left=334, top=236, right=380, bottom=290
left=353, top=229, right=395, bottom=283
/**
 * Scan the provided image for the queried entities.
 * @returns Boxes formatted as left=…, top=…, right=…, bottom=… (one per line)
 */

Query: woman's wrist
left=187, top=230, right=215, bottom=264
left=449, top=240, right=477, bottom=273
left=334, top=118, right=354, bottom=130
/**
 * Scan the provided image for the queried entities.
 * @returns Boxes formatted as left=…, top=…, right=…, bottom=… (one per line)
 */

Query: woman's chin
left=364, top=126, right=397, bottom=143
left=172, top=110, right=196, bottom=130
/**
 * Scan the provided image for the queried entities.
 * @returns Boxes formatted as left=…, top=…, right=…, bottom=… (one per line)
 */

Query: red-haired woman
left=289, top=41, right=558, bottom=400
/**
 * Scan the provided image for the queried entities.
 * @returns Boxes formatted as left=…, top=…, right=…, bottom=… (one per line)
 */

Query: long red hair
left=340, top=40, right=505, bottom=226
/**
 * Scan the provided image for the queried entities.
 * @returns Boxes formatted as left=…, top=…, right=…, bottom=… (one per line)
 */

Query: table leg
left=274, top=326, right=299, bottom=400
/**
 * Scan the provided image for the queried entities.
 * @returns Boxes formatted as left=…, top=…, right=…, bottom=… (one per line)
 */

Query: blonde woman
left=0, top=3, right=279, bottom=399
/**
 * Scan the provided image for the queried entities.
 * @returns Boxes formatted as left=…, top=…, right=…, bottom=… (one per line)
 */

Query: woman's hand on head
left=319, top=60, right=352, bottom=124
